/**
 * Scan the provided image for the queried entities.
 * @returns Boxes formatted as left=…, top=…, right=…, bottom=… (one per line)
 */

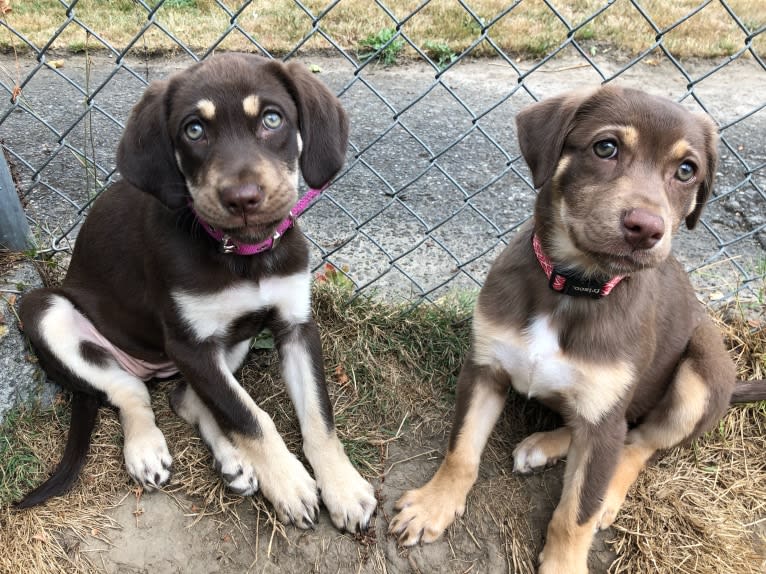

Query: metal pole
left=0, top=151, right=32, bottom=251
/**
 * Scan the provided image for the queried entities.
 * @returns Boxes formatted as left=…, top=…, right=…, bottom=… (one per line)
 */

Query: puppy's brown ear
left=685, top=114, right=719, bottom=229
left=515, top=90, right=590, bottom=189
left=117, top=79, right=186, bottom=209
left=281, top=61, right=349, bottom=188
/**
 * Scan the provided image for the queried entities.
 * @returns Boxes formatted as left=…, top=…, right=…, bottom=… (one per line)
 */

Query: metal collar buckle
left=272, top=211, right=295, bottom=250
left=220, top=234, right=236, bottom=254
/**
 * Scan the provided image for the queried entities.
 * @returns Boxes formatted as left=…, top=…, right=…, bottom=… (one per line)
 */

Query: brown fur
left=389, top=85, right=758, bottom=572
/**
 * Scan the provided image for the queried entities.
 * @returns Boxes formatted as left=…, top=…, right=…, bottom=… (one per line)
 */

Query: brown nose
left=621, top=208, right=665, bottom=250
left=219, top=184, right=263, bottom=215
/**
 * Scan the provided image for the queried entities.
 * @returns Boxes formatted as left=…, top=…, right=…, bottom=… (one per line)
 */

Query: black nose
left=219, top=184, right=262, bottom=215
left=621, top=208, right=665, bottom=250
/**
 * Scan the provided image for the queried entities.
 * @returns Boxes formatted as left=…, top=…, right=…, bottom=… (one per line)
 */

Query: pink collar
left=193, top=186, right=325, bottom=255
left=532, top=233, right=624, bottom=298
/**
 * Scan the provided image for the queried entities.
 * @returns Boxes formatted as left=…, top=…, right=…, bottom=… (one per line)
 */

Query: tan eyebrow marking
left=196, top=99, right=216, bottom=120
left=588, top=125, right=638, bottom=148
left=670, top=139, right=691, bottom=161
left=243, top=95, right=260, bottom=117
left=621, top=126, right=638, bottom=148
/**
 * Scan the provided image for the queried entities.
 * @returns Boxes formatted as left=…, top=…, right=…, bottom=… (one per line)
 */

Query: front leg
left=388, top=358, right=508, bottom=545
left=167, top=338, right=319, bottom=528
left=539, top=416, right=626, bottom=574
left=274, top=318, right=377, bottom=532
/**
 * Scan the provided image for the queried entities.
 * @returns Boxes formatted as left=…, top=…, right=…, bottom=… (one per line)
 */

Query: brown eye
left=676, top=162, right=695, bottom=182
left=262, top=111, right=283, bottom=130
left=593, top=139, right=618, bottom=159
left=184, top=120, right=205, bottom=141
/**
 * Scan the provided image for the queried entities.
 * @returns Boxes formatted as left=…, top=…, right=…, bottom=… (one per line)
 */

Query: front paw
left=388, top=482, right=466, bottom=546
left=257, top=450, right=319, bottom=529
left=316, top=458, right=377, bottom=533
left=123, top=427, right=172, bottom=489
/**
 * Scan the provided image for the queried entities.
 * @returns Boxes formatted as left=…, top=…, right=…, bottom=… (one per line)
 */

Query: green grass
left=357, top=28, right=404, bottom=66
left=0, top=406, right=49, bottom=506
left=424, top=40, right=458, bottom=70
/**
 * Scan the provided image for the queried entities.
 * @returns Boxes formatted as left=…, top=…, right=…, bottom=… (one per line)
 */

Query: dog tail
left=15, top=392, right=101, bottom=509
left=730, top=379, right=766, bottom=404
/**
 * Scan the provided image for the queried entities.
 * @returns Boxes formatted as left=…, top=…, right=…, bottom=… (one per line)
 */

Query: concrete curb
left=0, top=259, right=57, bottom=425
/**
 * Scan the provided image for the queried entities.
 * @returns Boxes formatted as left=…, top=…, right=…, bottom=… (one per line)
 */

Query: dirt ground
left=76, top=397, right=613, bottom=574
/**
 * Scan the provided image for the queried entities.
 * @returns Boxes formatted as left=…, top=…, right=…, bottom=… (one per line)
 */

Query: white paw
left=512, top=431, right=566, bottom=474
left=213, top=442, right=259, bottom=496
left=256, top=449, right=319, bottom=529
left=317, top=458, right=377, bottom=532
left=123, top=427, right=172, bottom=489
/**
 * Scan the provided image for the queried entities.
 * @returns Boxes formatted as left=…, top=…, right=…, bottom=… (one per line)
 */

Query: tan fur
left=670, top=138, right=691, bottom=161
left=242, top=94, right=260, bottom=117
left=389, top=382, right=506, bottom=545
left=196, top=98, right=216, bottom=120
left=540, top=439, right=597, bottom=574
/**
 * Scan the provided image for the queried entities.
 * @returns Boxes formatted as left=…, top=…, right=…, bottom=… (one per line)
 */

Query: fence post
left=0, top=151, right=32, bottom=251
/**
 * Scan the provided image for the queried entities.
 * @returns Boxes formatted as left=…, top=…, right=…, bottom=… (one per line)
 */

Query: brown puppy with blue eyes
left=17, top=53, right=377, bottom=533
left=389, top=86, right=763, bottom=572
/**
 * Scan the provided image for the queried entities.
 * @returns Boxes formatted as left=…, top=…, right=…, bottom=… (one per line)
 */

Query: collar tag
left=549, top=268, right=608, bottom=299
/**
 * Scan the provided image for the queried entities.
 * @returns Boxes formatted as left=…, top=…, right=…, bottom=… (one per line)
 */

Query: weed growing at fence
left=424, top=40, right=458, bottom=70
left=358, top=28, right=404, bottom=66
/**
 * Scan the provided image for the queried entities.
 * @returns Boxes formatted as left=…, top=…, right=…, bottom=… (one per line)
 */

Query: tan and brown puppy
left=389, top=85, right=762, bottom=572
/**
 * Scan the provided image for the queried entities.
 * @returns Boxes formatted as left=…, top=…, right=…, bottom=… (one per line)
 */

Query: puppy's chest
left=173, top=272, right=311, bottom=341
left=475, top=315, right=634, bottom=423
left=489, top=316, right=573, bottom=397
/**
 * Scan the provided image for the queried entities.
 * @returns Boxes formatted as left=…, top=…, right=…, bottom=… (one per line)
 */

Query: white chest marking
left=173, top=271, right=311, bottom=341
left=497, top=316, right=573, bottom=399
left=473, top=312, right=634, bottom=424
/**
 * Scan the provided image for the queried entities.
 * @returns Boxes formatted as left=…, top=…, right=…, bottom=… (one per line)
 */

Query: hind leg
left=27, top=291, right=172, bottom=488
left=597, top=318, right=734, bottom=529
left=512, top=427, right=572, bottom=474
left=170, top=381, right=259, bottom=496
left=169, top=340, right=258, bottom=495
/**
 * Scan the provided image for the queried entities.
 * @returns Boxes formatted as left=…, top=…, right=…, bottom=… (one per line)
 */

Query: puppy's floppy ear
left=515, top=90, right=592, bottom=189
left=117, top=79, right=186, bottom=209
left=685, top=114, right=718, bottom=229
left=281, top=61, right=349, bottom=188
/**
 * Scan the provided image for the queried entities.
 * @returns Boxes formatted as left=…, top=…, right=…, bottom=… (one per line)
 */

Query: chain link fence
left=0, top=0, right=764, bottom=305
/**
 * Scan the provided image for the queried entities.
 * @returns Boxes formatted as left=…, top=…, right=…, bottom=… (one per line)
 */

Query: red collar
left=192, top=186, right=325, bottom=255
left=532, top=233, right=624, bottom=298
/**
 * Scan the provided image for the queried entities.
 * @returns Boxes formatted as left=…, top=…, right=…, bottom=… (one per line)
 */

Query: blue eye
left=593, top=140, right=618, bottom=159
left=184, top=120, right=205, bottom=141
left=676, top=162, right=695, bottom=182
left=262, top=111, right=283, bottom=130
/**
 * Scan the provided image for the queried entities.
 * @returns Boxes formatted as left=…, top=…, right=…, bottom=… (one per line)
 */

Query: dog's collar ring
left=220, top=235, right=236, bottom=254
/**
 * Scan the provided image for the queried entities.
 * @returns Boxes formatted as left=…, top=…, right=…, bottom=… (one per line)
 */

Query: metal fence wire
left=0, top=0, right=764, bottom=305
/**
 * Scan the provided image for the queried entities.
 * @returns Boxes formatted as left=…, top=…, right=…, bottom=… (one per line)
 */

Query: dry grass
left=1, top=0, right=764, bottom=59
left=0, top=283, right=764, bottom=573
